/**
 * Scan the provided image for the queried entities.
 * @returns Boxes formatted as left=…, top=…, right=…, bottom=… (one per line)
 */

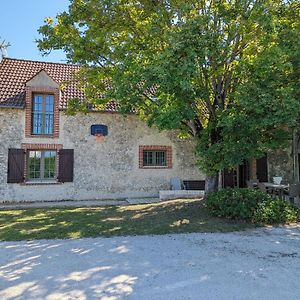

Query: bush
left=253, top=198, right=300, bottom=224
left=207, top=188, right=271, bottom=221
left=207, top=187, right=300, bottom=224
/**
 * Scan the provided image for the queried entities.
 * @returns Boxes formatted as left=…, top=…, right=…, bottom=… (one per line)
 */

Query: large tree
left=37, top=0, right=300, bottom=192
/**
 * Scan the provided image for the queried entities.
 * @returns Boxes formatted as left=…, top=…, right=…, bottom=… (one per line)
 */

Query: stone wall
left=267, top=144, right=294, bottom=183
left=0, top=109, right=204, bottom=202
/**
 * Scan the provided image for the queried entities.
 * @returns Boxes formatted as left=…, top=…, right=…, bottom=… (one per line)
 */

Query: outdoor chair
left=269, top=177, right=283, bottom=197
left=257, top=183, right=268, bottom=193
left=170, top=177, right=183, bottom=190
left=284, top=182, right=300, bottom=205
left=246, top=179, right=258, bottom=189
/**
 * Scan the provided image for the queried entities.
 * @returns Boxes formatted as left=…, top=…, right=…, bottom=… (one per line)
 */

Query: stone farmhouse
left=0, top=58, right=204, bottom=202
left=0, top=58, right=296, bottom=203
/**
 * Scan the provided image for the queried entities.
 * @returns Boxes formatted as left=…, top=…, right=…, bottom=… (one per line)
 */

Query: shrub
left=207, top=187, right=300, bottom=224
left=207, top=188, right=271, bottom=221
left=253, top=198, right=300, bottom=224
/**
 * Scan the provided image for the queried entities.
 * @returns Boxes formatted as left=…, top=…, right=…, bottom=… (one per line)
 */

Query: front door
left=222, top=160, right=250, bottom=188
left=222, top=168, right=237, bottom=188
left=256, top=155, right=268, bottom=182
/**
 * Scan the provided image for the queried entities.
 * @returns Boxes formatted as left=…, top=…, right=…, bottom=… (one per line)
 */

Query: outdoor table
left=262, top=182, right=289, bottom=198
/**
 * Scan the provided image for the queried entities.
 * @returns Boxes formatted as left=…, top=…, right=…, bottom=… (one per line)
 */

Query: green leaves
left=207, top=188, right=271, bottom=221
left=207, top=187, right=300, bottom=224
left=37, top=0, right=299, bottom=179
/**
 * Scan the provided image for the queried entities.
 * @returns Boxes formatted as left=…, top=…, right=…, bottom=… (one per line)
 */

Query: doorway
left=222, top=160, right=250, bottom=188
left=256, top=155, right=268, bottom=182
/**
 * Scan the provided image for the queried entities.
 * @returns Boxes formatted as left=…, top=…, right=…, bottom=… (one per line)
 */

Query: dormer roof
left=25, top=69, right=60, bottom=88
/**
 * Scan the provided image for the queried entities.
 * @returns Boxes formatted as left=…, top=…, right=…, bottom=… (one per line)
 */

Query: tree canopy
left=37, top=0, right=300, bottom=191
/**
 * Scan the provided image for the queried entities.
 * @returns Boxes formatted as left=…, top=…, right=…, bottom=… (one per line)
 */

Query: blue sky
left=0, top=0, right=69, bottom=62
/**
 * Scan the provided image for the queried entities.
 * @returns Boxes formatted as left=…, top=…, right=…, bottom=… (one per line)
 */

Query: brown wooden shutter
left=7, top=149, right=25, bottom=183
left=58, top=149, right=74, bottom=182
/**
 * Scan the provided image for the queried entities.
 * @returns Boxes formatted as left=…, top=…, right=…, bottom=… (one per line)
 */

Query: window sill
left=140, top=166, right=171, bottom=169
left=23, top=180, right=61, bottom=186
left=26, top=135, right=56, bottom=138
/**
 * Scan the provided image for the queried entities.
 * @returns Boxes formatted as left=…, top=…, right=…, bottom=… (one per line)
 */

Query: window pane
left=28, top=151, right=41, bottom=179
left=32, top=113, right=43, bottom=134
left=33, top=95, right=43, bottom=112
left=143, top=151, right=153, bottom=166
left=43, top=151, right=56, bottom=179
left=45, top=95, right=54, bottom=112
left=44, top=114, right=54, bottom=134
left=155, top=151, right=166, bottom=166
left=143, top=150, right=166, bottom=166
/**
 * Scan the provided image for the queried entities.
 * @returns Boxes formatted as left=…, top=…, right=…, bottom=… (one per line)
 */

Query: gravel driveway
left=0, top=226, right=299, bottom=300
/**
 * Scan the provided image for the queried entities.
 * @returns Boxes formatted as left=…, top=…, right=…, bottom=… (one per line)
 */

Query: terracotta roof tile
left=0, top=58, right=119, bottom=111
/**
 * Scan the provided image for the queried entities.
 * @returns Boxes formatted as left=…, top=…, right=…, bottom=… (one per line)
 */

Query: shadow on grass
left=0, top=199, right=256, bottom=241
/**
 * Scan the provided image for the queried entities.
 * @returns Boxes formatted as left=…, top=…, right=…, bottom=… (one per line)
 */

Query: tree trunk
left=205, top=174, right=219, bottom=196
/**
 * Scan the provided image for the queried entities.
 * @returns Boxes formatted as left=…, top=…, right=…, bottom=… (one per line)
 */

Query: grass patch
left=0, top=199, right=256, bottom=241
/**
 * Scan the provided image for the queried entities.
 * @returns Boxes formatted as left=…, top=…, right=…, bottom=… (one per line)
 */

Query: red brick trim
left=21, top=144, right=63, bottom=150
left=25, top=87, right=60, bottom=138
left=21, top=143, right=63, bottom=182
left=139, top=145, right=172, bottom=169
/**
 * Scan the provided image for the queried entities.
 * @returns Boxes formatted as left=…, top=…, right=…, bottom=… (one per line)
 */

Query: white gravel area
left=0, top=226, right=299, bottom=300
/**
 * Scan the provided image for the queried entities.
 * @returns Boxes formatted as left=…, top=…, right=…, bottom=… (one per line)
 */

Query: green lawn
left=0, top=199, right=256, bottom=241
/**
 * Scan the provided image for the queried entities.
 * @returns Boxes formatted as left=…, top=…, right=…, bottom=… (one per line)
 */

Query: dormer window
left=32, top=94, right=54, bottom=135
left=24, top=70, right=60, bottom=138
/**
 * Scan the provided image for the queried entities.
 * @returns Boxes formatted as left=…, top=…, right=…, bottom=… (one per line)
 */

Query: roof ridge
left=2, top=57, right=80, bottom=67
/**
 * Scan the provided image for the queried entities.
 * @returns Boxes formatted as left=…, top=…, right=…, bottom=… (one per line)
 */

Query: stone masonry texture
left=0, top=109, right=204, bottom=202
